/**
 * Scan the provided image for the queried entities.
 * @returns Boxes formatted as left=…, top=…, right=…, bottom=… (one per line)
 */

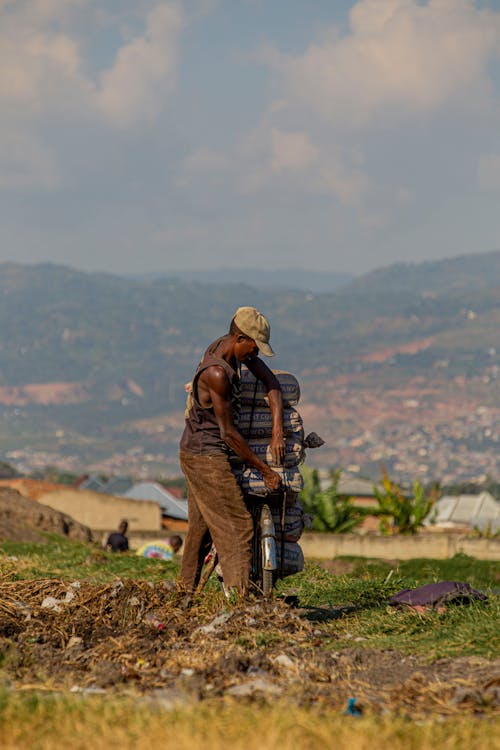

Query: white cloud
left=314, top=153, right=371, bottom=206
left=1, top=0, right=498, bottom=273
left=0, top=1, right=183, bottom=123
left=268, top=129, right=371, bottom=205
left=270, top=130, right=318, bottom=172
left=0, top=2, right=184, bottom=189
left=0, top=2, right=90, bottom=113
left=242, top=1, right=500, bottom=222
left=234, top=121, right=372, bottom=207
left=97, top=4, right=183, bottom=127
left=269, top=0, right=500, bottom=128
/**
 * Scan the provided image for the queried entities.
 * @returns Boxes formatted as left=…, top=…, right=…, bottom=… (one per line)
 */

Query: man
left=178, top=306, right=284, bottom=596
left=105, top=519, right=129, bottom=552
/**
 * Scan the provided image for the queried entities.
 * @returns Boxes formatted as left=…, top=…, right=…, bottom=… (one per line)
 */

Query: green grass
left=1, top=538, right=498, bottom=660
left=276, top=563, right=403, bottom=607
left=0, top=541, right=499, bottom=747
left=0, top=534, right=179, bottom=583
left=347, top=554, right=499, bottom=589
left=328, top=597, right=500, bottom=659
left=279, top=554, right=499, bottom=607
left=275, top=556, right=499, bottom=659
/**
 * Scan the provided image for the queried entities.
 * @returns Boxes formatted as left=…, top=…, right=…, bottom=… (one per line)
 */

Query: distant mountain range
left=132, top=268, right=354, bottom=293
left=0, top=250, right=498, bottom=483
left=346, top=250, right=500, bottom=295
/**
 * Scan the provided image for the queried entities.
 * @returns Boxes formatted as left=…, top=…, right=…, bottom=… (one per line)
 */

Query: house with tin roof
left=427, top=492, right=499, bottom=533
left=123, top=482, right=188, bottom=531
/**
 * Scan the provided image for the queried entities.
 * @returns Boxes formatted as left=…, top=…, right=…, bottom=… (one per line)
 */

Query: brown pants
left=178, top=451, right=254, bottom=594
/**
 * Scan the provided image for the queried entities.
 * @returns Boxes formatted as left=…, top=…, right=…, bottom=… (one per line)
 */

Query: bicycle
left=248, top=496, right=304, bottom=612
left=246, top=490, right=287, bottom=597
left=196, top=489, right=286, bottom=598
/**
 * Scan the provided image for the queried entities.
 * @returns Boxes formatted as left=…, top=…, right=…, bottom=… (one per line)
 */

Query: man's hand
left=269, top=435, right=285, bottom=466
left=262, top=466, right=282, bottom=492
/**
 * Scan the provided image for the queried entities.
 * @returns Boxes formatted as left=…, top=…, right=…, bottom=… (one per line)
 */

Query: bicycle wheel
left=262, top=568, right=273, bottom=597
left=260, top=503, right=277, bottom=598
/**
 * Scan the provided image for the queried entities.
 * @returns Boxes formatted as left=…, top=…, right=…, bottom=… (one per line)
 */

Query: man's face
left=234, top=334, right=259, bottom=362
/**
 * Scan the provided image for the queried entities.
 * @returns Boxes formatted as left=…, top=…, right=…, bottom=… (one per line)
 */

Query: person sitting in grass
left=135, top=535, right=183, bottom=560
left=104, top=519, right=129, bottom=552
left=167, top=534, right=183, bottom=554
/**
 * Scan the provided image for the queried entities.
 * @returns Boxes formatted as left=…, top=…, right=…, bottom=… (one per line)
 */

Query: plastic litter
left=343, top=697, right=362, bottom=716
left=145, top=613, right=165, bottom=631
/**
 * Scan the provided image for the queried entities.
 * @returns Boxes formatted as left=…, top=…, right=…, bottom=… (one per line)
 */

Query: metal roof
left=319, top=475, right=383, bottom=497
left=124, top=482, right=188, bottom=520
left=78, top=475, right=105, bottom=492
left=101, top=477, right=134, bottom=495
left=429, top=492, right=500, bottom=531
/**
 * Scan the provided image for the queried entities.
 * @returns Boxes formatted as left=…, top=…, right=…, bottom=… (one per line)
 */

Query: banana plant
left=300, top=467, right=366, bottom=533
left=373, top=468, right=438, bottom=534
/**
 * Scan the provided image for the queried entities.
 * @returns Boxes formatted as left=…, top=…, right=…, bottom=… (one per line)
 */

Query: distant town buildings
left=2, top=370, right=498, bottom=488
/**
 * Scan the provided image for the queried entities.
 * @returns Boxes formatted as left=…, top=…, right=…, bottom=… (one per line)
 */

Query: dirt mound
left=0, top=488, right=92, bottom=543
left=0, top=576, right=497, bottom=717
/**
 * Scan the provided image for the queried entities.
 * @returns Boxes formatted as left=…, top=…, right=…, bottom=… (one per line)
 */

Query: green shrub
left=373, top=469, right=438, bottom=534
left=300, top=467, right=366, bottom=533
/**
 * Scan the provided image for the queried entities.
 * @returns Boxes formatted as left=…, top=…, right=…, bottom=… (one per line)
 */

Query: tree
left=30, top=466, right=80, bottom=485
left=299, top=467, right=366, bottom=533
left=0, top=461, right=18, bottom=479
left=441, top=476, right=500, bottom=502
left=373, top=469, right=438, bottom=534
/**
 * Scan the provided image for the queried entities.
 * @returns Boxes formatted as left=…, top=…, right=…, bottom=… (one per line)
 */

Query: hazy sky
left=1, top=0, right=500, bottom=275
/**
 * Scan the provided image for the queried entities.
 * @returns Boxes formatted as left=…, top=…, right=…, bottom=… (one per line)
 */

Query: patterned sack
left=275, top=542, right=304, bottom=576
left=238, top=405, right=303, bottom=440
left=240, top=369, right=300, bottom=406
left=230, top=434, right=304, bottom=468
left=232, top=465, right=304, bottom=495
left=271, top=502, right=305, bottom=543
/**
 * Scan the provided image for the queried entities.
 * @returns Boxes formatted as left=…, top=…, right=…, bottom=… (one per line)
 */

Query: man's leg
left=179, top=455, right=213, bottom=592
left=179, top=452, right=253, bottom=594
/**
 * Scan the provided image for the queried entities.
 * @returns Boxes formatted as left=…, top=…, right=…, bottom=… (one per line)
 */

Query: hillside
left=135, top=267, right=353, bottom=293
left=0, top=252, right=498, bottom=484
left=344, top=250, right=500, bottom=296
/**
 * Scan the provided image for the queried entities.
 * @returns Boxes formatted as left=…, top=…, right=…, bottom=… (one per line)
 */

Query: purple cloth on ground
left=389, top=581, right=487, bottom=608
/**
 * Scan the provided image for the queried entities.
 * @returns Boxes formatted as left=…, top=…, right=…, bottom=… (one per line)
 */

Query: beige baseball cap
left=233, top=306, right=275, bottom=357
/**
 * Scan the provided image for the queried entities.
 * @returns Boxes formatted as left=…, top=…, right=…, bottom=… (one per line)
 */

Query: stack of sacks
left=233, top=370, right=304, bottom=495
left=232, top=369, right=312, bottom=577
left=239, top=369, right=301, bottom=407
left=271, top=500, right=305, bottom=576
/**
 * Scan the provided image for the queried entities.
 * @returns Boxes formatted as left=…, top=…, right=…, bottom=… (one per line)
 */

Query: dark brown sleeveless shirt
left=180, top=336, right=241, bottom=455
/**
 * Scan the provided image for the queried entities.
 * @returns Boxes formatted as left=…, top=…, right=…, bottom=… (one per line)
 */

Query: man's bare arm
left=245, top=357, right=284, bottom=466
left=201, top=366, right=281, bottom=491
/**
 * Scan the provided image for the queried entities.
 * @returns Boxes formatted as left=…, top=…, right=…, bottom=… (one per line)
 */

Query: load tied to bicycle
left=178, top=306, right=324, bottom=600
